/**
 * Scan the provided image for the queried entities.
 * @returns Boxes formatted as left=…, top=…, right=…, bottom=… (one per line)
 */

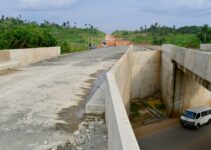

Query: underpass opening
left=171, top=61, right=211, bottom=116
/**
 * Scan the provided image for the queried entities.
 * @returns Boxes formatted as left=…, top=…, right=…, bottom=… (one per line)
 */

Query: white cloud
left=140, top=0, right=211, bottom=17
left=19, top=0, right=79, bottom=10
left=178, top=0, right=211, bottom=8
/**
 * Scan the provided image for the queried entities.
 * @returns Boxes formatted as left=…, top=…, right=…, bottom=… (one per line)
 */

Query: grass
left=49, top=27, right=105, bottom=53
left=113, top=31, right=152, bottom=44
left=112, top=30, right=200, bottom=48
left=144, top=97, right=167, bottom=115
left=165, top=34, right=200, bottom=48
left=130, top=102, right=140, bottom=118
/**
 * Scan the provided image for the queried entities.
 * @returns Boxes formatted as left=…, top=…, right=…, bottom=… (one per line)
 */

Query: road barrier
left=105, top=46, right=140, bottom=150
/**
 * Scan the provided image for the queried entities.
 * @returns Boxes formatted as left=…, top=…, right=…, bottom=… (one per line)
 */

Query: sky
left=1, top=0, right=211, bottom=33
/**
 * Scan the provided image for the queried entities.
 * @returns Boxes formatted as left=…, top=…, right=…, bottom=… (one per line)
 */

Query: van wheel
left=196, top=124, right=200, bottom=129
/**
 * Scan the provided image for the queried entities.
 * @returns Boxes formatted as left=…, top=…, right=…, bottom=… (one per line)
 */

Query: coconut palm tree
left=202, top=24, right=209, bottom=43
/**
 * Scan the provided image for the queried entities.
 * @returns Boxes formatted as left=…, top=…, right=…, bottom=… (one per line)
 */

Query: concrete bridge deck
left=0, top=46, right=128, bottom=150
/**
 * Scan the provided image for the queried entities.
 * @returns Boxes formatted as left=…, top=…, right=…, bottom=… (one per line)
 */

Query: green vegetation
left=130, top=102, right=140, bottom=118
left=113, top=24, right=211, bottom=48
left=154, top=103, right=166, bottom=111
left=0, top=15, right=105, bottom=53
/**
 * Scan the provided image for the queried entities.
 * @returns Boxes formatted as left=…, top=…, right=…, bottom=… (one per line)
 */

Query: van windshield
left=183, top=111, right=196, bottom=119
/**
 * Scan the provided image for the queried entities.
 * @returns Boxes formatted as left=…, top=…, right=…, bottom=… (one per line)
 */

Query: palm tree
left=1, top=15, right=5, bottom=21
left=63, top=22, right=66, bottom=27
left=67, top=21, right=70, bottom=27
left=202, top=24, right=209, bottom=43
left=140, top=26, right=143, bottom=32
left=155, top=22, right=158, bottom=28
left=173, top=25, right=176, bottom=31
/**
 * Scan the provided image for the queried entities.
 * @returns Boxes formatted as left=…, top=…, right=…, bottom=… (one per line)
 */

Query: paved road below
left=0, top=46, right=129, bottom=150
left=138, top=121, right=211, bottom=150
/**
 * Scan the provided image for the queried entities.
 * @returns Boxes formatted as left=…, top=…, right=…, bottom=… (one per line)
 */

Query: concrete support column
left=170, top=61, right=177, bottom=116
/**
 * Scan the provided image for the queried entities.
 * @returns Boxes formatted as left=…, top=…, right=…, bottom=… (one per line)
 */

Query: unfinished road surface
left=0, top=46, right=128, bottom=150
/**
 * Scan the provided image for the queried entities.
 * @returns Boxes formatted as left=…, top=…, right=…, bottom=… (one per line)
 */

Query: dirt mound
left=99, top=34, right=131, bottom=47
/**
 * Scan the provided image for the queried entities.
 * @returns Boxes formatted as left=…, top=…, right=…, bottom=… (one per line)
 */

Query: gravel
left=50, top=116, right=108, bottom=150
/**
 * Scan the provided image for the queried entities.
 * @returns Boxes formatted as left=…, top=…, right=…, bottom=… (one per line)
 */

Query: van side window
left=196, top=113, right=200, bottom=119
left=202, top=111, right=207, bottom=117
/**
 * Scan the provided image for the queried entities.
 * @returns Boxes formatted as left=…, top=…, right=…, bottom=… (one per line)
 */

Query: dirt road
left=99, top=34, right=131, bottom=47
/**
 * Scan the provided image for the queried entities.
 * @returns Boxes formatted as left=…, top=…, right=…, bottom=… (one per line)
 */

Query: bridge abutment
left=161, top=44, right=211, bottom=115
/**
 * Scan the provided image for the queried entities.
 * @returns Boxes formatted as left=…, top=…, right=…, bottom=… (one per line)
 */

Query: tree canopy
left=113, top=23, right=211, bottom=48
left=0, top=16, right=105, bottom=53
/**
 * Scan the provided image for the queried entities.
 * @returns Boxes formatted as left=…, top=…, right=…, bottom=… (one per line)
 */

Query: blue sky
left=1, top=0, right=211, bottom=33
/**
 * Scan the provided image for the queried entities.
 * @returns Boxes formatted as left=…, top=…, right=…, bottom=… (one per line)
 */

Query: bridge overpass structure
left=0, top=44, right=210, bottom=150
left=87, top=44, right=211, bottom=150
left=162, top=44, right=211, bottom=115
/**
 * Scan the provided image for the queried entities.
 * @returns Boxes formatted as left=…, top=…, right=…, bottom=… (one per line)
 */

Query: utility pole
left=88, top=37, right=89, bottom=50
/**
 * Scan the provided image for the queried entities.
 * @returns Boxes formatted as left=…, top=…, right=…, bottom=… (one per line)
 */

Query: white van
left=180, top=106, right=211, bottom=129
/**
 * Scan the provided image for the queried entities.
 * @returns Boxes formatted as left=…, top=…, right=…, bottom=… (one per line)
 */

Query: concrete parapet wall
left=0, top=47, right=60, bottom=72
left=0, top=50, right=11, bottom=61
left=0, top=61, right=20, bottom=71
left=9, top=47, right=60, bottom=66
left=168, top=45, right=211, bottom=84
left=132, top=50, right=161, bottom=99
left=105, top=46, right=140, bottom=150
left=109, top=46, right=132, bottom=114
left=200, top=44, right=211, bottom=51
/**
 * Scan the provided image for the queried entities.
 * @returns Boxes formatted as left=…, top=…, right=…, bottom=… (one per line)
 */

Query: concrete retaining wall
left=132, top=50, right=161, bottom=99
left=105, top=46, right=140, bottom=150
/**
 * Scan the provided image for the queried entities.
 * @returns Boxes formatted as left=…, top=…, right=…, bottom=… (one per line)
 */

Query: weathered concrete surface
left=0, top=46, right=128, bottom=150
left=110, top=46, right=132, bottom=114
left=0, top=47, right=60, bottom=67
left=200, top=44, right=211, bottom=51
left=161, top=44, right=211, bottom=114
left=106, top=73, right=140, bottom=150
left=0, top=61, right=20, bottom=71
left=0, top=50, right=11, bottom=61
left=132, top=50, right=161, bottom=99
left=0, top=47, right=60, bottom=72
left=173, top=68, right=211, bottom=113
left=9, top=47, right=61, bottom=66
left=160, top=44, right=175, bottom=112
left=86, top=45, right=159, bottom=115
left=105, top=46, right=140, bottom=150
left=169, top=45, right=211, bottom=84
left=86, top=81, right=106, bottom=114
left=86, top=44, right=209, bottom=150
